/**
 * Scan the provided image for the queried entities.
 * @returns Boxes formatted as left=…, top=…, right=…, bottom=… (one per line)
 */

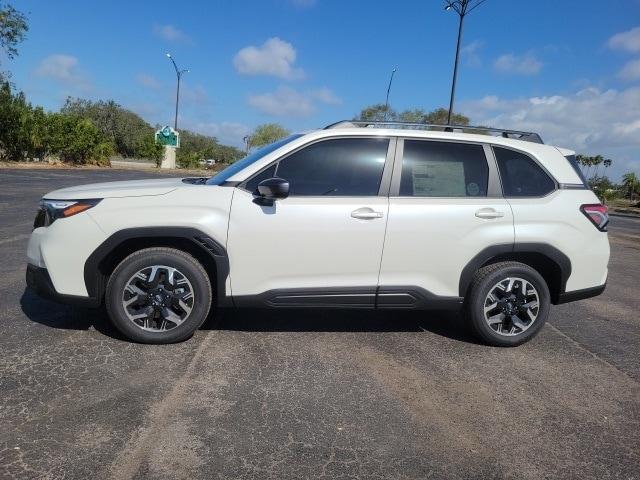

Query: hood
left=44, top=177, right=186, bottom=200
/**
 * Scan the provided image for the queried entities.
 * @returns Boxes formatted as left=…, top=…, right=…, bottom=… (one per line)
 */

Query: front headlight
left=34, top=199, right=101, bottom=228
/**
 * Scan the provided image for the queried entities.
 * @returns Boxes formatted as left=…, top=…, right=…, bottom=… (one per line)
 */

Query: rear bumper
left=555, top=283, right=606, bottom=305
left=26, top=264, right=100, bottom=308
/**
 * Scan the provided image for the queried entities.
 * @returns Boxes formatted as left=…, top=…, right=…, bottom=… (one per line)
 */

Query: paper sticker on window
left=412, top=160, right=466, bottom=196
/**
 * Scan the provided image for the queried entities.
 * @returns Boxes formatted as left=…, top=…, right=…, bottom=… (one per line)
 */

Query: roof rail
left=323, top=120, right=544, bottom=144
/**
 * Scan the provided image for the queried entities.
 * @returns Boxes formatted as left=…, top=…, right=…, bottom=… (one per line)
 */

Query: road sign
left=155, top=126, right=180, bottom=148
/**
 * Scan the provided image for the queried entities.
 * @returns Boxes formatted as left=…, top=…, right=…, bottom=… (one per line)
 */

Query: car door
left=378, top=138, right=514, bottom=306
left=227, top=136, right=395, bottom=307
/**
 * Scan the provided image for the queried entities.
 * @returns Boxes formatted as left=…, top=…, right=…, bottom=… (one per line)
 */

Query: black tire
left=105, top=247, right=212, bottom=344
left=465, top=261, right=550, bottom=347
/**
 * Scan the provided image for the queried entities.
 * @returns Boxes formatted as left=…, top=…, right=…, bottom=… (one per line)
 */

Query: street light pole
left=166, top=53, right=189, bottom=131
left=444, top=0, right=487, bottom=125
left=384, top=68, right=397, bottom=121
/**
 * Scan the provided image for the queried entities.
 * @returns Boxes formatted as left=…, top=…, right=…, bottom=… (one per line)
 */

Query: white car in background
left=26, top=121, right=610, bottom=346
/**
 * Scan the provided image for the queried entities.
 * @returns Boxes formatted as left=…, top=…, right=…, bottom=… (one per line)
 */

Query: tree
left=62, top=98, right=154, bottom=158
left=398, top=107, right=470, bottom=126
left=357, top=103, right=396, bottom=122
left=622, top=172, right=640, bottom=202
left=355, top=104, right=470, bottom=125
left=0, top=2, right=28, bottom=79
left=47, top=114, right=114, bottom=165
left=135, top=135, right=164, bottom=167
left=588, top=175, right=617, bottom=204
left=248, top=123, right=290, bottom=149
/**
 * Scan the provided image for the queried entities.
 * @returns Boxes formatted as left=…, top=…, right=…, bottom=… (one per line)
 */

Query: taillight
left=580, top=204, right=608, bottom=232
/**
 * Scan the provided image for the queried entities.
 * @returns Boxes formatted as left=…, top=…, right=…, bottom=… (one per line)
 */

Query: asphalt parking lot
left=1, top=167, right=639, bottom=480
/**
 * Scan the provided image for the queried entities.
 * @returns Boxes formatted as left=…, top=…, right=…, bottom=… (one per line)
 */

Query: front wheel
left=105, top=247, right=212, bottom=343
left=465, top=261, right=550, bottom=347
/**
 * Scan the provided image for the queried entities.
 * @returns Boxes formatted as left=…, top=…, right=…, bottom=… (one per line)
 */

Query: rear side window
left=494, top=147, right=555, bottom=197
left=400, top=140, right=488, bottom=197
left=564, top=154, right=588, bottom=186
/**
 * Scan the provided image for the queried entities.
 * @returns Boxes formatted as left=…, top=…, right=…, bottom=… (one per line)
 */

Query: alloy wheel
left=483, top=277, right=540, bottom=337
left=121, top=265, right=195, bottom=332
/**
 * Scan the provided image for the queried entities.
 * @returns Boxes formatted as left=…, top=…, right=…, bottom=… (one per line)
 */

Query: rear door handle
left=351, top=207, right=384, bottom=220
left=475, top=208, right=505, bottom=219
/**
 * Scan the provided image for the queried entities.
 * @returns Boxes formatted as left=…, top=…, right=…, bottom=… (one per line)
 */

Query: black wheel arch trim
left=83, top=227, right=230, bottom=306
left=458, top=243, right=572, bottom=300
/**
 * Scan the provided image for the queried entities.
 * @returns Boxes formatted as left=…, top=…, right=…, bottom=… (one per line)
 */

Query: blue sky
left=7, top=0, right=640, bottom=179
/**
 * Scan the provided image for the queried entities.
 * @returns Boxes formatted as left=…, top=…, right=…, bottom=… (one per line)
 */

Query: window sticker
left=412, top=161, right=466, bottom=196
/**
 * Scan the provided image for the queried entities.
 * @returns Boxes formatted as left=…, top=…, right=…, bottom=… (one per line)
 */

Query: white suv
left=26, top=121, right=610, bottom=346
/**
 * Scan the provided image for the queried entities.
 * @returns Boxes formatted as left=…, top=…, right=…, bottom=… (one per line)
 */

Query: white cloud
left=247, top=86, right=341, bottom=117
left=608, top=26, right=640, bottom=53
left=189, top=121, right=251, bottom=148
left=461, top=86, right=640, bottom=179
left=618, top=58, right=640, bottom=81
left=153, top=24, right=192, bottom=44
left=248, top=86, right=314, bottom=117
left=233, top=37, right=304, bottom=80
left=136, top=73, right=161, bottom=89
left=310, top=87, right=341, bottom=105
left=35, top=54, right=89, bottom=88
left=494, top=52, right=543, bottom=75
left=180, top=84, right=209, bottom=105
left=462, top=40, right=483, bottom=67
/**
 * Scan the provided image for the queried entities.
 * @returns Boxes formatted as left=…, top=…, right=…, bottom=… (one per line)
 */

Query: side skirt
left=232, top=286, right=463, bottom=311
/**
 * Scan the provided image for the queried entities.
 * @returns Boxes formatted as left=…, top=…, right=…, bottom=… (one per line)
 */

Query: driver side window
left=272, top=138, right=389, bottom=196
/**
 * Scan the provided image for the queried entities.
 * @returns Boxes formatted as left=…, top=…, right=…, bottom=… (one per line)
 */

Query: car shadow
left=19, top=288, right=125, bottom=340
left=20, top=288, right=479, bottom=344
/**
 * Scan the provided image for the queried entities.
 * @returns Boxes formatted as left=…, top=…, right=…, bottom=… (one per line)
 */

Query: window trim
left=238, top=135, right=396, bottom=198
left=389, top=137, right=502, bottom=198
left=491, top=145, right=558, bottom=199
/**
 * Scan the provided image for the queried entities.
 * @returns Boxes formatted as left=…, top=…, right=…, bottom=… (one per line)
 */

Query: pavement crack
left=104, top=332, right=216, bottom=480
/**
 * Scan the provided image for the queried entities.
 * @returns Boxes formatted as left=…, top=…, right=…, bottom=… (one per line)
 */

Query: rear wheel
left=105, top=247, right=212, bottom=343
left=465, top=261, right=550, bottom=347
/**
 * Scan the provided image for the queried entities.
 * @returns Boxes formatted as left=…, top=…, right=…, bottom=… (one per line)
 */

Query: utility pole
left=166, top=53, right=189, bottom=130
left=444, top=0, right=487, bottom=125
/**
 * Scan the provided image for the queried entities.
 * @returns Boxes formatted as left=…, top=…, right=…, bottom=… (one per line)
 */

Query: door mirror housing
left=257, top=177, right=290, bottom=200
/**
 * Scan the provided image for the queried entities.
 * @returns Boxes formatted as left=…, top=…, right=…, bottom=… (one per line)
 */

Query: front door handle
left=351, top=207, right=384, bottom=220
left=475, top=208, right=505, bottom=219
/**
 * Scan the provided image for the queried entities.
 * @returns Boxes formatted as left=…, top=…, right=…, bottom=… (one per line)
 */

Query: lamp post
left=444, top=0, right=487, bottom=125
left=166, top=53, right=189, bottom=131
left=383, top=68, right=397, bottom=121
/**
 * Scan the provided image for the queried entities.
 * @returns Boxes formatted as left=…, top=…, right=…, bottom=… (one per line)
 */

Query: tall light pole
left=444, top=0, right=487, bottom=125
left=383, top=68, right=397, bottom=121
left=166, top=53, right=189, bottom=131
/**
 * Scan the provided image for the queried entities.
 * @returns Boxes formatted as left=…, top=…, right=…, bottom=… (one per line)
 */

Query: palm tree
left=622, top=172, right=640, bottom=202
left=592, top=155, right=604, bottom=178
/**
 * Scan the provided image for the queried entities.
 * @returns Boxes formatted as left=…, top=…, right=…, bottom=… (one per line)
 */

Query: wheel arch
left=84, top=227, right=230, bottom=306
left=459, top=243, right=571, bottom=304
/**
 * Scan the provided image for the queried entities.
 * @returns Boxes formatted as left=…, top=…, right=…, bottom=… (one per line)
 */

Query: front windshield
left=206, top=134, right=303, bottom=185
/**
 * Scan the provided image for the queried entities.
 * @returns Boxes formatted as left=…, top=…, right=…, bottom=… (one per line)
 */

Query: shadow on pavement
left=19, top=288, right=125, bottom=340
left=20, top=288, right=478, bottom=344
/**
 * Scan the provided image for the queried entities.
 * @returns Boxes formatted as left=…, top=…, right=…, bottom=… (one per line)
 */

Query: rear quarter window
left=494, top=147, right=556, bottom=197
left=564, top=154, right=589, bottom=186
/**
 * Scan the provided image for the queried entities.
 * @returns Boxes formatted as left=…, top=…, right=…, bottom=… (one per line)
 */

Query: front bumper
left=26, top=264, right=100, bottom=308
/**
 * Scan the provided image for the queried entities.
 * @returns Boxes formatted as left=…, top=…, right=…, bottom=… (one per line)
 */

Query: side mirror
left=257, top=177, right=289, bottom=200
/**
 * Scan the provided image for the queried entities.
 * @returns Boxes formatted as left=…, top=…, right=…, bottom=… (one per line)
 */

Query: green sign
left=155, top=126, right=180, bottom=147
